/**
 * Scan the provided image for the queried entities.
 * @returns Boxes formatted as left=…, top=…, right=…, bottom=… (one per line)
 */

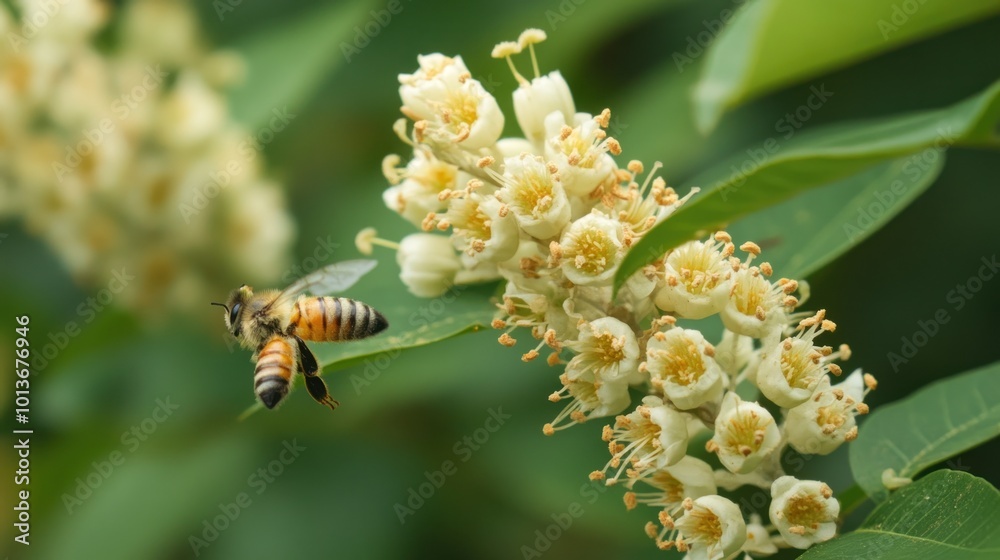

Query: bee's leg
left=295, top=337, right=339, bottom=411
left=296, top=336, right=319, bottom=377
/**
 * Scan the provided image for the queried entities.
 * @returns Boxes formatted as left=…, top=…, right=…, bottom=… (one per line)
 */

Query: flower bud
left=396, top=233, right=461, bottom=297
left=513, top=71, right=575, bottom=145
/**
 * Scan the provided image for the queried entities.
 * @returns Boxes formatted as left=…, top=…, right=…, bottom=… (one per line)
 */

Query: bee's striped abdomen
left=290, top=297, right=388, bottom=342
left=254, top=336, right=295, bottom=409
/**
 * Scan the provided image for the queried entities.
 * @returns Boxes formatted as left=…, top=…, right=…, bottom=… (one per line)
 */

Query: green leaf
left=228, top=0, right=368, bottom=127
left=694, top=0, right=1000, bottom=132
left=313, top=281, right=498, bottom=370
left=849, top=360, right=1000, bottom=501
left=724, top=152, right=943, bottom=280
left=800, top=470, right=1000, bottom=559
left=613, top=78, right=1000, bottom=294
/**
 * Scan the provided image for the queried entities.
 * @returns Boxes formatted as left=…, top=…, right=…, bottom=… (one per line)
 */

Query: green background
left=2, top=0, right=999, bottom=558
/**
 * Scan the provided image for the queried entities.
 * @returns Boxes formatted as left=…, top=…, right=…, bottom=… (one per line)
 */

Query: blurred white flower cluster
left=371, top=29, right=879, bottom=558
left=0, top=0, right=294, bottom=315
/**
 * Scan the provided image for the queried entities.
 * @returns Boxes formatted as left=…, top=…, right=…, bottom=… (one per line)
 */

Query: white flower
left=562, top=285, right=612, bottom=327
left=720, top=265, right=797, bottom=339
left=544, top=110, right=619, bottom=196
left=742, top=513, right=779, bottom=556
left=593, top=396, right=689, bottom=485
left=156, top=73, right=225, bottom=148
left=714, top=329, right=755, bottom=378
left=495, top=137, right=538, bottom=158
left=514, top=70, right=575, bottom=145
left=397, top=53, right=470, bottom=119
left=495, top=153, right=570, bottom=239
left=398, top=54, right=503, bottom=150
left=769, top=476, right=839, bottom=549
left=556, top=211, right=624, bottom=286
left=617, top=263, right=659, bottom=322
left=381, top=150, right=461, bottom=227
left=123, top=0, right=196, bottom=65
left=225, top=182, right=296, bottom=279
left=395, top=233, right=461, bottom=298
left=785, top=369, right=867, bottom=455
left=497, top=239, right=556, bottom=295
left=673, top=495, right=746, bottom=560
left=445, top=192, right=519, bottom=262
left=709, top=392, right=781, bottom=474
left=625, top=456, right=717, bottom=510
left=454, top=256, right=500, bottom=285
left=19, top=0, right=107, bottom=42
left=644, top=328, right=725, bottom=410
left=492, top=276, right=571, bottom=350
left=2, top=0, right=297, bottom=316
left=614, top=161, right=699, bottom=237
left=756, top=310, right=845, bottom=408
left=543, top=373, right=630, bottom=435
left=655, top=235, right=734, bottom=320
left=564, top=316, right=639, bottom=383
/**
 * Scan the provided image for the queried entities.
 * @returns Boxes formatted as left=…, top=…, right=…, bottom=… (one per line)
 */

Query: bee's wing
left=263, top=259, right=379, bottom=313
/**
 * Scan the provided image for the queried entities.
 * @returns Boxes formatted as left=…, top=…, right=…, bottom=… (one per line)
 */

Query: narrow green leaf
left=800, top=470, right=1000, bottom=559
left=315, top=307, right=496, bottom=371
left=228, top=0, right=368, bottom=127
left=725, top=152, right=943, bottom=280
left=849, top=360, right=1000, bottom=501
left=694, top=0, right=1000, bottom=132
left=613, top=79, right=1000, bottom=294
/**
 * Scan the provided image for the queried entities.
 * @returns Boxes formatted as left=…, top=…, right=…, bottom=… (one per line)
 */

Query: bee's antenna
left=210, top=302, right=229, bottom=313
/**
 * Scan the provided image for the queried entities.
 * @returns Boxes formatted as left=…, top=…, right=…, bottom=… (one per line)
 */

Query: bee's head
left=212, top=285, right=253, bottom=337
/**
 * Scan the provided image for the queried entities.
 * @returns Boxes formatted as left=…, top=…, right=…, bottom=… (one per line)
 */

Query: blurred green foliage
left=2, top=1, right=1000, bottom=559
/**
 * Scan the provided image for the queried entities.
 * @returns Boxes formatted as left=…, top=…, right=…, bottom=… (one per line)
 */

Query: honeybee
left=213, top=260, right=388, bottom=411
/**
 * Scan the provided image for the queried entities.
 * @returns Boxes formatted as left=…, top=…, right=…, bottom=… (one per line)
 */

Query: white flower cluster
left=0, top=0, right=294, bottom=315
left=371, top=30, right=879, bottom=558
